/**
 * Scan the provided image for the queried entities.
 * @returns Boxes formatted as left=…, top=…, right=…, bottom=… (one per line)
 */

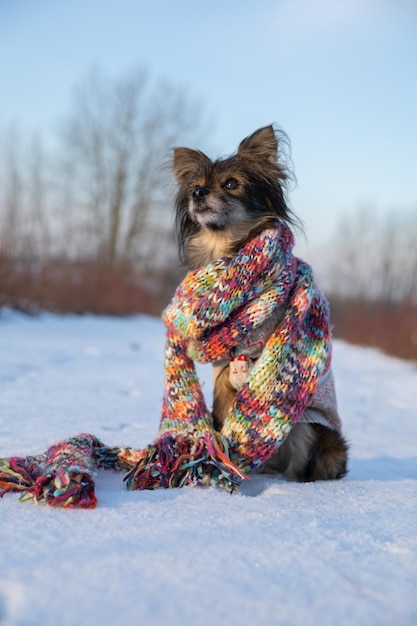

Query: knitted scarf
left=0, top=224, right=331, bottom=508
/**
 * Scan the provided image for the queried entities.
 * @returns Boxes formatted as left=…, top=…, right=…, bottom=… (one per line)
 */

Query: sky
left=1, top=0, right=416, bottom=253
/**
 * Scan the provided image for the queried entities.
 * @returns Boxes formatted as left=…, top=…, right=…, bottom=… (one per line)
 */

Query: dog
left=172, top=125, right=348, bottom=482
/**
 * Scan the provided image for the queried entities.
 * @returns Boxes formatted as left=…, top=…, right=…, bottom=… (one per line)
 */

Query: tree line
left=323, top=206, right=417, bottom=360
left=0, top=67, right=209, bottom=313
left=0, top=68, right=416, bottom=358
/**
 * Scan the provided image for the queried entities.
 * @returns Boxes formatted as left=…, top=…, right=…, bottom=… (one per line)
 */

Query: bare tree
left=0, top=126, right=24, bottom=256
left=0, top=128, right=53, bottom=256
left=326, top=206, right=417, bottom=302
left=26, top=134, right=51, bottom=258
left=59, top=68, right=209, bottom=266
left=0, top=67, right=210, bottom=315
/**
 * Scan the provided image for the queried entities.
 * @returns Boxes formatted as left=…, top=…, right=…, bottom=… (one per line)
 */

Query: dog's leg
left=301, top=424, right=349, bottom=481
left=260, top=423, right=348, bottom=481
left=213, top=366, right=349, bottom=481
left=212, top=366, right=237, bottom=431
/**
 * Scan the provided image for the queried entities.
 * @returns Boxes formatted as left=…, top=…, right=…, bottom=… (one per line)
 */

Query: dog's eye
left=223, top=178, right=239, bottom=191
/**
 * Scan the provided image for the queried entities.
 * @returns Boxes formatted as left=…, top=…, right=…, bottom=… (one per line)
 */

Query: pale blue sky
left=1, top=0, right=416, bottom=251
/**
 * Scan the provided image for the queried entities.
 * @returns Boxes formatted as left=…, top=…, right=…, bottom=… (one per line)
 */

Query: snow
left=1, top=310, right=416, bottom=626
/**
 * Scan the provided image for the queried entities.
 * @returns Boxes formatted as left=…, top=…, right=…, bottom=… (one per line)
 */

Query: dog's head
left=172, top=125, right=295, bottom=265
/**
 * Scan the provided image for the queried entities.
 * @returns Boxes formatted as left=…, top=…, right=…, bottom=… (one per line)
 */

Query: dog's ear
left=237, top=125, right=278, bottom=163
left=172, top=148, right=209, bottom=185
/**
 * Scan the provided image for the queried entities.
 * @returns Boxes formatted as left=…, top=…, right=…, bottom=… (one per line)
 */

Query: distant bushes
left=329, top=296, right=417, bottom=361
left=1, top=250, right=415, bottom=362
left=324, top=207, right=417, bottom=361
left=0, top=255, right=182, bottom=316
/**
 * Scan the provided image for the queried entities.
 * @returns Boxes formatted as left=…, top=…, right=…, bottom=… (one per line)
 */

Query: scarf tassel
left=0, top=456, right=98, bottom=508
left=0, top=432, right=248, bottom=508
left=124, top=431, right=247, bottom=493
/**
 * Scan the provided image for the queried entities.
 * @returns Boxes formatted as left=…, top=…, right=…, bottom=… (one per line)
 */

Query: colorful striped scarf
left=0, top=224, right=331, bottom=508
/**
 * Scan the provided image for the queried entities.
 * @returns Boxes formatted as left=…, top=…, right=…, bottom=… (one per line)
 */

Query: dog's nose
left=192, top=186, right=209, bottom=201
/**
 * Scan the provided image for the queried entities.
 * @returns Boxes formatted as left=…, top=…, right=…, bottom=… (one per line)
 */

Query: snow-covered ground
left=1, top=311, right=416, bottom=626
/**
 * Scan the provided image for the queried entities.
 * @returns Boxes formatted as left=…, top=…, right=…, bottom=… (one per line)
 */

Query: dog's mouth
left=189, top=199, right=228, bottom=228
left=189, top=196, right=250, bottom=230
left=194, top=203, right=213, bottom=215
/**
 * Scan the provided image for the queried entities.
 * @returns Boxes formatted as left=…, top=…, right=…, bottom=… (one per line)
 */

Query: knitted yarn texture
left=0, top=224, right=331, bottom=508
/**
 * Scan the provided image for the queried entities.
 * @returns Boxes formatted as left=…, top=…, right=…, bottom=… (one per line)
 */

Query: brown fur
left=212, top=365, right=237, bottom=431
left=259, top=424, right=348, bottom=481
left=172, top=125, right=349, bottom=482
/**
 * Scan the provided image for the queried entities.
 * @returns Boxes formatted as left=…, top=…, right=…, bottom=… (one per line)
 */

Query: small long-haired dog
left=172, top=125, right=348, bottom=482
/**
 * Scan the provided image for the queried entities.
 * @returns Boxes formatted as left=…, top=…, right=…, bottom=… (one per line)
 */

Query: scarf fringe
left=0, top=431, right=247, bottom=508
left=124, top=431, right=248, bottom=493
left=124, top=431, right=247, bottom=493
left=0, top=457, right=97, bottom=508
